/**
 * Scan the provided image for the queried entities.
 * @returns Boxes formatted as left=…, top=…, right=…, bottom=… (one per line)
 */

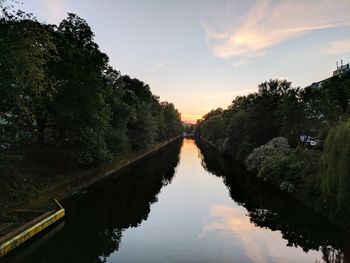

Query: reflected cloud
left=199, top=204, right=322, bottom=263
left=203, top=0, right=350, bottom=63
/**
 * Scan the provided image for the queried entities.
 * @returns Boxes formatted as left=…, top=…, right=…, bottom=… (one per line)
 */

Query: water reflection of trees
left=20, top=139, right=182, bottom=263
left=196, top=140, right=350, bottom=263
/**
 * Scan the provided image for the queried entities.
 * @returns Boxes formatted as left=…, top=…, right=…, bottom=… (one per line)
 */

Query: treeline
left=195, top=74, right=350, bottom=229
left=196, top=140, right=348, bottom=261
left=0, top=7, right=182, bottom=164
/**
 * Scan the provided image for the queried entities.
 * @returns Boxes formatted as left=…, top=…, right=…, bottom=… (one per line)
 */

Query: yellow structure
left=0, top=199, right=65, bottom=258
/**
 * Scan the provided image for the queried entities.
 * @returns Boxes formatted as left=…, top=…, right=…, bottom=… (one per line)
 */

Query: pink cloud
left=204, top=0, right=350, bottom=61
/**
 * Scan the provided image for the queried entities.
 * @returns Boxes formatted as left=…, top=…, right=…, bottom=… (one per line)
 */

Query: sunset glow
left=19, top=0, right=350, bottom=121
left=2, top=2, right=349, bottom=261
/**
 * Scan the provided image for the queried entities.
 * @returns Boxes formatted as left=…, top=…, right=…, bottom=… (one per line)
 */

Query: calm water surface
left=5, top=139, right=349, bottom=263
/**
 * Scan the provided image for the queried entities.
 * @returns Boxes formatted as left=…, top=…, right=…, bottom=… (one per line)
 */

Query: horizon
left=19, top=0, right=350, bottom=123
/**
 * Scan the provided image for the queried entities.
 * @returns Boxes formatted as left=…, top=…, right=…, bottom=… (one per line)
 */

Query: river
left=5, top=138, right=349, bottom=263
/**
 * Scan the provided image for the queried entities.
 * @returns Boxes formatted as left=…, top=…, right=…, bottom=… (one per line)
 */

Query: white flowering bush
left=245, top=137, right=291, bottom=173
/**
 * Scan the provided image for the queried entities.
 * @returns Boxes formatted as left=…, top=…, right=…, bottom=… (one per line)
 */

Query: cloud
left=39, top=0, right=67, bottom=24
left=203, top=0, right=350, bottom=62
left=323, top=39, right=350, bottom=54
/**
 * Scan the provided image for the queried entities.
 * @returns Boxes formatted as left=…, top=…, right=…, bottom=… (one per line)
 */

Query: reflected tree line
left=196, top=140, right=350, bottom=263
left=9, top=139, right=182, bottom=263
left=7, top=138, right=350, bottom=263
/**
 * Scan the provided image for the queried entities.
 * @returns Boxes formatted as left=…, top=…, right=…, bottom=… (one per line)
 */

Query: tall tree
left=49, top=13, right=111, bottom=162
left=0, top=9, right=56, bottom=143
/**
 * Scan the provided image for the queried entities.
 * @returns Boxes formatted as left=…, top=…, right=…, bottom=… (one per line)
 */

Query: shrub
left=258, top=147, right=320, bottom=189
left=246, top=137, right=291, bottom=173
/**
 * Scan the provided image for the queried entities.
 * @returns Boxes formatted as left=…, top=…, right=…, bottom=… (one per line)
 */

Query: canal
left=5, top=138, right=349, bottom=262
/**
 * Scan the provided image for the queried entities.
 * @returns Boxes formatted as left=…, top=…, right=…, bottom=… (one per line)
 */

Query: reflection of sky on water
left=200, top=203, right=321, bottom=263
left=110, top=139, right=323, bottom=263
left=6, top=139, right=345, bottom=263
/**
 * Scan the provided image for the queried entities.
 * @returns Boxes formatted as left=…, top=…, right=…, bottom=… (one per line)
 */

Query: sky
left=18, top=0, right=350, bottom=123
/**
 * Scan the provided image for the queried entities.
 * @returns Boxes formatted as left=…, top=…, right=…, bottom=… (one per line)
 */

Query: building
left=333, top=60, right=350, bottom=77
left=309, top=60, right=349, bottom=89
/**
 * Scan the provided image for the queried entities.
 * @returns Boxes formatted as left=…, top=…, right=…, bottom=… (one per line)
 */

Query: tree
left=319, top=119, right=350, bottom=215
left=277, top=88, right=305, bottom=144
left=161, top=102, right=182, bottom=140
left=103, top=67, right=132, bottom=154
left=127, top=103, right=157, bottom=150
left=0, top=10, right=57, bottom=143
left=48, top=13, right=111, bottom=162
left=1, top=5, right=182, bottom=165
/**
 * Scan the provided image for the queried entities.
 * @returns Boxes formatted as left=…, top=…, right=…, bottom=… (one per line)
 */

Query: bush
left=246, top=137, right=291, bottom=173
left=258, top=147, right=320, bottom=189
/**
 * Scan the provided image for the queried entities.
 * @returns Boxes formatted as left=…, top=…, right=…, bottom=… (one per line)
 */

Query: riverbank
left=7, top=138, right=349, bottom=263
left=195, top=137, right=350, bottom=233
left=0, top=136, right=181, bottom=240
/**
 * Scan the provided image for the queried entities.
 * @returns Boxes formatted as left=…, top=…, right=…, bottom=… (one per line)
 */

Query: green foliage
left=0, top=11, right=57, bottom=141
left=200, top=114, right=225, bottom=145
left=0, top=7, right=182, bottom=164
left=195, top=75, right=350, bottom=229
left=195, top=108, right=229, bottom=151
left=196, top=74, right=350, bottom=158
left=196, top=79, right=305, bottom=158
left=246, top=137, right=291, bottom=173
left=127, top=104, right=158, bottom=150
left=223, top=110, right=248, bottom=156
left=46, top=14, right=112, bottom=162
left=193, top=35, right=350, bottom=232
left=235, top=141, right=255, bottom=162
left=319, top=119, right=350, bottom=214
left=278, top=88, right=305, bottom=144
left=121, top=75, right=182, bottom=150
left=161, top=102, right=182, bottom=139
left=258, top=147, right=320, bottom=191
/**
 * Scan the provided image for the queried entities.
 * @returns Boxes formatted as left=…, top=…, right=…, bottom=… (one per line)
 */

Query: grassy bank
left=0, top=136, right=181, bottom=229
